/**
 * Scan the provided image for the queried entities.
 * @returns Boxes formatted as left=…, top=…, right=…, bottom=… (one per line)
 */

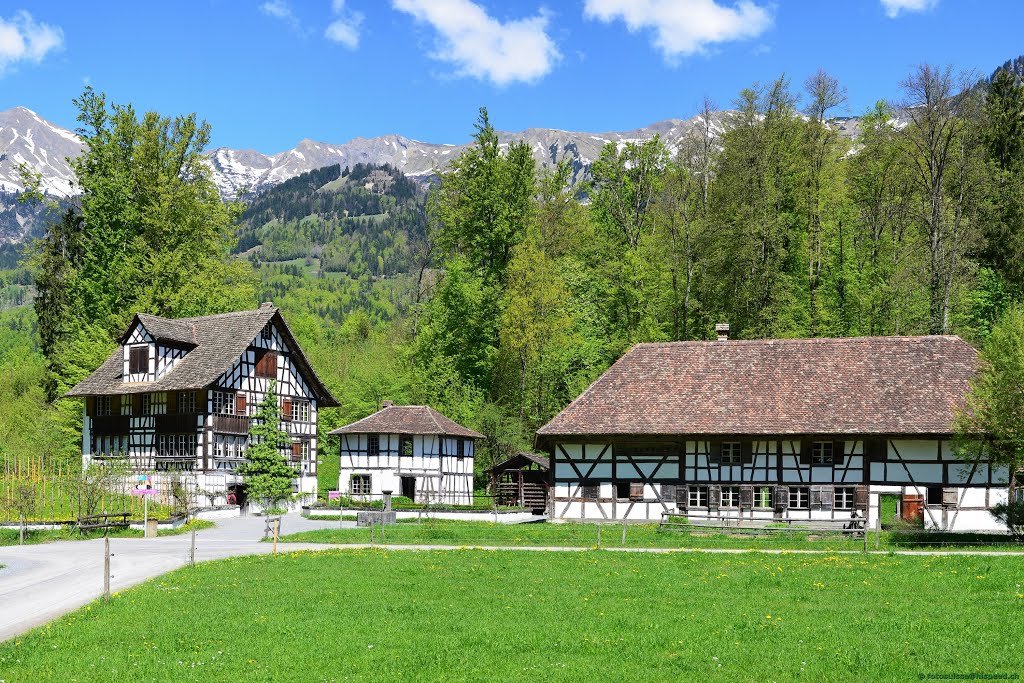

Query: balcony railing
left=212, top=414, right=250, bottom=435
left=155, top=412, right=201, bottom=434
left=91, top=415, right=130, bottom=435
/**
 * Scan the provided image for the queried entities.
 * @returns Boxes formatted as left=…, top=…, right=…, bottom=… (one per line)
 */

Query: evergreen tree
left=238, top=382, right=297, bottom=510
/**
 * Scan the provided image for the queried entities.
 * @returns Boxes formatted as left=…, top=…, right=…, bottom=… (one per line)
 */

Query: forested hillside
left=4, top=61, right=1024, bottom=482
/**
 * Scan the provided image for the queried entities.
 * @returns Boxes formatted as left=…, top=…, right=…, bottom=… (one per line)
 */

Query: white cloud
left=0, top=10, right=63, bottom=75
left=325, top=0, right=362, bottom=49
left=583, top=0, right=771, bottom=61
left=880, top=0, right=937, bottom=18
left=392, top=0, right=560, bottom=86
left=260, top=0, right=303, bottom=31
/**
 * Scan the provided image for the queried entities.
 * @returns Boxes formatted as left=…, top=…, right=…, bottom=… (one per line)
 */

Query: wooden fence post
left=103, top=537, right=111, bottom=601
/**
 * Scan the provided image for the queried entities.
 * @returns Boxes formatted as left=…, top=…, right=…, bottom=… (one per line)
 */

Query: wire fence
left=0, top=456, right=190, bottom=523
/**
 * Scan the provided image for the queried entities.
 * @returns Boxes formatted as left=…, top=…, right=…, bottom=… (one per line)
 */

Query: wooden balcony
left=155, top=412, right=201, bottom=434
left=91, top=414, right=130, bottom=435
left=212, top=413, right=250, bottom=435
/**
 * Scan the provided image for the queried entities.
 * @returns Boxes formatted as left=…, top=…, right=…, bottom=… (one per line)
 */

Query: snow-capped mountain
left=0, top=106, right=81, bottom=197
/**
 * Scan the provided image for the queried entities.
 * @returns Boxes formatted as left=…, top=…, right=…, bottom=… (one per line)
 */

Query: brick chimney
left=381, top=400, right=394, bottom=409
left=715, top=323, right=730, bottom=341
left=260, top=301, right=274, bottom=310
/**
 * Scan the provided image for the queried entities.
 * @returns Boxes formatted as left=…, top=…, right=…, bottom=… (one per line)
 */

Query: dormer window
left=129, top=346, right=148, bottom=375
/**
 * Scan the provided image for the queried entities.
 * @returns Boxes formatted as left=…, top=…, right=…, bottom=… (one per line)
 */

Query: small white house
left=332, top=403, right=482, bottom=506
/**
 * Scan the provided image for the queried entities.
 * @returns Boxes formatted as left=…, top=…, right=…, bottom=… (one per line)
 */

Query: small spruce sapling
left=238, top=381, right=297, bottom=512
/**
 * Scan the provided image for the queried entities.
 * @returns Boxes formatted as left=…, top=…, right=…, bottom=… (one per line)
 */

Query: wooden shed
left=487, top=452, right=550, bottom=513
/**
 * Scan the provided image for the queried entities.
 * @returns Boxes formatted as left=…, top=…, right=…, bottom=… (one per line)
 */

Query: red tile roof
left=329, top=405, right=483, bottom=439
left=536, top=336, right=978, bottom=439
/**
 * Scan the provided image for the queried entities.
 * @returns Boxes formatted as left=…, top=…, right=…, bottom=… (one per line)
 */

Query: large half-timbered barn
left=332, top=403, right=481, bottom=506
left=66, top=303, right=338, bottom=504
left=536, top=334, right=1010, bottom=531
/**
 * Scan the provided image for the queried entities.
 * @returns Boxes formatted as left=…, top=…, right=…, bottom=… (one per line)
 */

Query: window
left=213, top=390, right=236, bottom=415
left=721, top=485, right=740, bottom=508
left=142, top=392, right=167, bottom=415
left=580, top=483, right=600, bottom=500
left=789, top=486, right=810, bottom=509
left=456, top=439, right=465, bottom=459
left=755, top=486, right=772, bottom=509
left=301, top=440, right=310, bottom=461
left=721, top=442, right=742, bottom=464
left=213, top=434, right=246, bottom=461
left=927, top=486, right=942, bottom=506
left=615, top=482, right=630, bottom=500
left=95, top=396, right=112, bottom=417
left=291, top=400, right=310, bottom=422
left=811, top=441, right=835, bottom=465
left=156, top=459, right=194, bottom=472
left=94, top=435, right=128, bottom=457
left=157, top=433, right=196, bottom=458
left=367, top=434, right=380, bottom=457
left=261, top=324, right=273, bottom=342
left=688, top=485, right=709, bottom=508
left=177, top=391, right=197, bottom=414
left=350, top=474, right=372, bottom=495
left=128, top=346, right=148, bottom=375
left=400, top=435, right=413, bottom=457
left=835, top=487, right=855, bottom=510
left=255, top=349, right=278, bottom=378
left=121, top=397, right=133, bottom=416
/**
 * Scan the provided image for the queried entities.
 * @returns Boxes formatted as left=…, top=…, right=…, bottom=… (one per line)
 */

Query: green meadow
left=2, top=549, right=1022, bottom=682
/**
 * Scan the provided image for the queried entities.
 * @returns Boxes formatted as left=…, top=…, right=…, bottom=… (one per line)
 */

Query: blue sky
left=2, top=1, right=1023, bottom=152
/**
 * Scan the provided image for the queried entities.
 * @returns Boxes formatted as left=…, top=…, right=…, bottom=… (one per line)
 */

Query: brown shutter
left=236, top=392, right=247, bottom=416
left=833, top=440, right=845, bottom=466
left=799, top=440, right=812, bottom=465
left=866, top=439, right=886, bottom=462
left=853, top=484, right=869, bottom=511
left=812, top=485, right=834, bottom=509
left=741, top=441, right=754, bottom=465
left=629, top=482, right=644, bottom=501
left=942, top=488, right=959, bottom=506
left=660, top=484, right=676, bottom=503
left=708, top=485, right=721, bottom=509
left=168, top=391, right=178, bottom=414
left=774, top=485, right=789, bottom=509
left=86, top=396, right=95, bottom=416
left=708, top=441, right=721, bottom=464
left=679, top=485, right=690, bottom=508
left=112, top=395, right=121, bottom=415
left=739, top=484, right=753, bottom=508
left=282, top=398, right=292, bottom=421
left=291, top=441, right=301, bottom=461
left=131, top=394, right=142, bottom=415
left=267, top=352, right=278, bottom=376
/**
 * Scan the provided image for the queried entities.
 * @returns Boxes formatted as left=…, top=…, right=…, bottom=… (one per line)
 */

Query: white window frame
left=720, top=442, right=742, bottom=464
left=789, top=486, right=810, bottom=509
left=754, top=486, right=772, bottom=509
left=292, top=400, right=310, bottom=422
left=835, top=487, right=855, bottom=510
left=350, top=474, right=372, bottom=495
left=811, top=441, right=835, bottom=466
left=142, top=392, right=167, bottom=416
left=213, top=390, right=235, bottom=416
left=177, top=391, right=197, bottom=414
left=688, top=485, right=709, bottom=508
left=720, top=485, right=740, bottom=508
left=95, top=396, right=112, bottom=417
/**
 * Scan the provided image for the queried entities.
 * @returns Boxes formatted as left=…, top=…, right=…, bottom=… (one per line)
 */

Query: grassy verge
left=0, top=519, right=216, bottom=545
left=2, top=550, right=1023, bottom=681
left=276, top=520, right=1024, bottom=552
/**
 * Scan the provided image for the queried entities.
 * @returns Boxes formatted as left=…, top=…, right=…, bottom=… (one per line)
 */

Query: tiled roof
left=329, top=405, right=483, bottom=438
left=485, top=451, right=550, bottom=474
left=66, top=306, right=339, bottom=407
left=536, top=336, right=978, bottom=439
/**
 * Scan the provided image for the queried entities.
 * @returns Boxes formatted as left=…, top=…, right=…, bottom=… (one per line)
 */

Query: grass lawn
left=2, top=549, right=1023, bottom=682
left=0, top=520, right=214, bottom=546
left=277, top=519, right=1024, bottom=552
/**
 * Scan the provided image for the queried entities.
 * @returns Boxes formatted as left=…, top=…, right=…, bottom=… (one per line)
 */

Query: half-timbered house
left=536, top=334, right=1010, bottom=531
left=331, top=403, right=481, bottom=505
left=66, top=303, right=338, bottom=505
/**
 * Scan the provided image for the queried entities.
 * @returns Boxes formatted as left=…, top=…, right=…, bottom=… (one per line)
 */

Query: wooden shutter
left=739, top=484, right=754, bottom=509
left=741, top=441, right=754, bottom=465
left=774, top=485, right=789, bottom=509
left=865, top=439, right=886, bottom=462
left=708, top=441, right=721, bottom=464
left=131, top=394, right=142, bottom=416
left=679, top=485, right=690, bottom=508
left=236, top=392, right=247, bottom=416
left=799, top=440, right=812, bottom=465
left=832, top=440, right=845, bottom=466
left=282, top=398, right=292, bottom=421
left=167, top=391, right=178, bottom=415
left=660, top=484, right=676, bottom=503
left=86, top=396, right=95, bottom=416
left=629, top=482, right=644, bottom=501
left=942, top=488, right=959, bottom=506
left=812, top=485, right=834, bottom=509
left=853, top=484, right=869, bottom=511
left=112, top=395, right=121, bottom=415
left=708, top=485, right=721, bottom=509
left=291, top=441, right=301, bottom=461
